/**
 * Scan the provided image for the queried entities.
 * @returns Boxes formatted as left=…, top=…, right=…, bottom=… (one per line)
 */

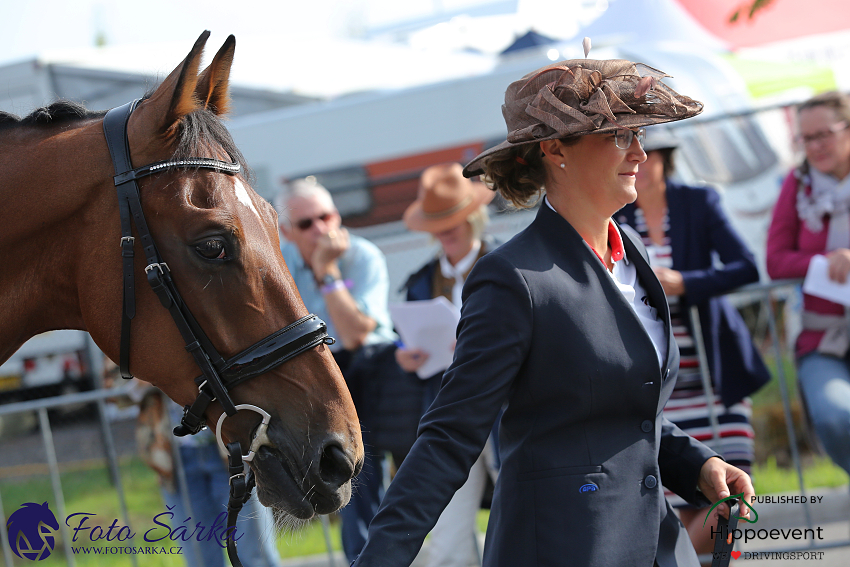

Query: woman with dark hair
left=352, top=53, right=754, bottom=567
left=767, top=90, right=850, bottom=478
left=616, top=126, right=769, bottom=558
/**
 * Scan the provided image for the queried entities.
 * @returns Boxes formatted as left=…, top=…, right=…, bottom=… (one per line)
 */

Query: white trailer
left=228, top=42, right=792, bottom=296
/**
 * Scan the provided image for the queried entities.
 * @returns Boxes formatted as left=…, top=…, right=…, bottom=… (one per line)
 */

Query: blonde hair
left=467, top=205, right=489, bottom=239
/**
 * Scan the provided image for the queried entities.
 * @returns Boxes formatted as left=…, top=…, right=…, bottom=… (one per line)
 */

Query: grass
left=753, top=455, right=849, bottom=495
left=1, top=457, right=341, bottom=566
left=751, top=352, right=801, bottom=407
left=3, top=452, right=847, bottom=566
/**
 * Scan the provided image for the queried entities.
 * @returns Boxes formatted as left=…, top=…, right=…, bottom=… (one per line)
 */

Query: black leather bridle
left=103, top=99, right=334, bottom=566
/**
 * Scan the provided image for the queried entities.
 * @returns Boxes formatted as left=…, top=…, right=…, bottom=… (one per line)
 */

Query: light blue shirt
left=280, top=234, right=397, bottom=349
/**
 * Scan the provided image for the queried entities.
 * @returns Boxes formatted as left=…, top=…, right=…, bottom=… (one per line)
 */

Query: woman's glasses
left=614, top=128, right=646, bottom=150
left=295, top=212, right=333, bottom=231
left=797, top=122, right=849, bottom=146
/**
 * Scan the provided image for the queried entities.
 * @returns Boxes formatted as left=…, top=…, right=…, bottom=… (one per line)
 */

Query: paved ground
left=0, top=413, right=137, bottom=479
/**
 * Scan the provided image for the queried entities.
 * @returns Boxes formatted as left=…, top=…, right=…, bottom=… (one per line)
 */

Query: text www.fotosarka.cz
left=72, top=546, right=183, bottom=555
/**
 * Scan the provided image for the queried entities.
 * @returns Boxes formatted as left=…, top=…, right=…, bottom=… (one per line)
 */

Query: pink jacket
left=767, top=170, right=844, bottom=358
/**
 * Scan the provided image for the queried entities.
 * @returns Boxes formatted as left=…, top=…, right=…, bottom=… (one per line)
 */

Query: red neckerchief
left=588, top=220, right=625, bottom=267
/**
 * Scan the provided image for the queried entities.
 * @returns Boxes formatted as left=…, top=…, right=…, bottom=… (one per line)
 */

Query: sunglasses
left=613, top=128, right=646, bottom=150
left=295, top=212, right=333, bottom=231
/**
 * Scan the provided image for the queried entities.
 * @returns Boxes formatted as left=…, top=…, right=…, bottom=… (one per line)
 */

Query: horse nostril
left=319, top=442, right=355, bottom=489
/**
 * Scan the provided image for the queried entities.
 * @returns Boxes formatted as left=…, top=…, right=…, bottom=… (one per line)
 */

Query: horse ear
left=195, top=35, right=235, bottom=116
left=131, top=31, right=209, bottom=140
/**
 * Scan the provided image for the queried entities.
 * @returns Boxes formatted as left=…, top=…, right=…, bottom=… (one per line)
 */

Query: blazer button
left=641, top=420, right=653, bottom=433
left=644, top=475, right=658, bottom=489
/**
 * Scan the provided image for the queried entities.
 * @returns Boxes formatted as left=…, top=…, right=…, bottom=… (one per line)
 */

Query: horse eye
left=195, top=239, right=226, bottom=260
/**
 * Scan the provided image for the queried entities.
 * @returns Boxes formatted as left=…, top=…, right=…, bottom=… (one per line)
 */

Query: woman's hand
left=698, top=457, right=755, bottom=520
left=652, top=266, right=686, bottom=296
left=395, top=347, right=429, bottom=373
left=825, top=249, right=850, bottom=283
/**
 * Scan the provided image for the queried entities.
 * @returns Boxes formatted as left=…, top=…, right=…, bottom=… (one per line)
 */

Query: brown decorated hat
left=404, top=163, right=495, bottom=233
left=463, top=57, right=703, bottom=177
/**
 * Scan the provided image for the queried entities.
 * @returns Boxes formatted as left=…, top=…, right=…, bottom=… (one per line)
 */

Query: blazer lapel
left=617, top=222, right=676, bottom=380
left=536, top=206, right=676, bottom=381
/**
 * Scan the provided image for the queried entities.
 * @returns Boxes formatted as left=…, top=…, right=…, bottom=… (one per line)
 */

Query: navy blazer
left=353, top=204, right=717, bottom=567
left=616, top=182, right=770, bottom=407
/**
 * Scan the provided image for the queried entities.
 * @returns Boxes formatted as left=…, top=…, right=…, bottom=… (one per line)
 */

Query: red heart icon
left=731, top=551, right=741, bottom=560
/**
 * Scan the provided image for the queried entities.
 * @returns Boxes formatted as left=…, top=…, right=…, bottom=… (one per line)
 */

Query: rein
left=711, top=499, right=741, bottom=567
left=103, top=99, right=334, bottom=567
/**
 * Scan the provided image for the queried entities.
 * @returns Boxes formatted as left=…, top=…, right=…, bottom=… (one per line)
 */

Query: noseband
left=103, top=100, right=334, bottom=566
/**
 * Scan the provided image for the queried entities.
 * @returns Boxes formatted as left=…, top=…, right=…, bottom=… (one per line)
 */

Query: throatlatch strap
left=711, top=500, right=741, bottom=567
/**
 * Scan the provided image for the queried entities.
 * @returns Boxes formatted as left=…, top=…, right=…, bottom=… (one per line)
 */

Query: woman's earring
left=559, top=163, right=565, bottom=169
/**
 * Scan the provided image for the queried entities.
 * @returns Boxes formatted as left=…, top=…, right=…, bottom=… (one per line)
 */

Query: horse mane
left=0, top=95, right=251, bottom=180
left=0, top=100, right=105, bottom=131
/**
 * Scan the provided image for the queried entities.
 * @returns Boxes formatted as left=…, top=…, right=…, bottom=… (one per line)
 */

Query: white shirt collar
left=439, top=240, right=482, bottom=307
left=439, top=240, right=481, bottom=281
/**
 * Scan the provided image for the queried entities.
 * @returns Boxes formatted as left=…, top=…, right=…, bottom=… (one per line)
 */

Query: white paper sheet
left=802, top=254, right=850, bottom=306
left=389, top=297, right=461, bottom=379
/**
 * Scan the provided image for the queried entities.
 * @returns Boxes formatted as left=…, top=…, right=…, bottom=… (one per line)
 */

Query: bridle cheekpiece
left=102, top=99, right=335, bottom=567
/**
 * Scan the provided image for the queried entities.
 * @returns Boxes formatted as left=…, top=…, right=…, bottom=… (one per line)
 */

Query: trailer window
left=674, top=116, right=777, bottom=184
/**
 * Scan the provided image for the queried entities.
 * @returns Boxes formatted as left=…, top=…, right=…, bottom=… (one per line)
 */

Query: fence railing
left=0, top=385, right=137, bottom=567
left=0, top=385, right=338, bottom=567
left=693, top=278, right=850, bottom=562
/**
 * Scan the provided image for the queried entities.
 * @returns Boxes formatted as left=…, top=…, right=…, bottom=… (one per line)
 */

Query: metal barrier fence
left=0, top=385, right=136, bottom=567
left=1, top=278, right=848, bottom=565
left=693, top=278, right=850, bottom=563
left=0, top=385, right=338, bottom=567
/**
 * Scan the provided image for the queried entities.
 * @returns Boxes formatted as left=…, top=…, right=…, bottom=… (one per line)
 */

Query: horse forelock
left=173, top=110, right=250, bottom=174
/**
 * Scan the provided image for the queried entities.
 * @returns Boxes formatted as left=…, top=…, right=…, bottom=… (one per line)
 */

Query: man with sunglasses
left=277, top=177, right=396, bottom=359
left=276, top=177, right=398, bottom=562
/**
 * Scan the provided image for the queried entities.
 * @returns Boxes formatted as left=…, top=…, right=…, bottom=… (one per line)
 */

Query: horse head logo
left=6, top=502, right=59, bottom=561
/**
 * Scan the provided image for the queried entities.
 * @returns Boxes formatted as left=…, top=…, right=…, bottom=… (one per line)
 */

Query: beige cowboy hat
left=462, top=58, right=703, bottom=177
left=403, top=163, right=495, bottom=233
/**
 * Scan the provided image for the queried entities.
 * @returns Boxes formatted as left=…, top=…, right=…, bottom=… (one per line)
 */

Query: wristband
left=320, top=279, right=352, bottom=295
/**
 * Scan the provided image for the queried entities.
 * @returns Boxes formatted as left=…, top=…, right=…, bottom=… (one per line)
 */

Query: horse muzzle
left=251, top=433, right=361, bottom=519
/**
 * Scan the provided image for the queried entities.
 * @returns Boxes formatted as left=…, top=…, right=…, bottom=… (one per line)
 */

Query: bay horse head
left=0, top=32, right=363, bottom=522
